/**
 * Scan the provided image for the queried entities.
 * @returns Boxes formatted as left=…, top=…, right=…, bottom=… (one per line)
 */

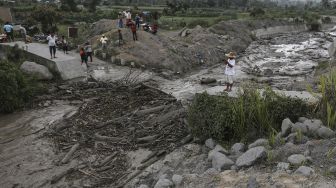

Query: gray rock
left=317, top=126, right=335, bottom=139
left=154, top=179, right=173, bottom=188
left=304, top=149, right=311, bottom=157
left=211, top=152, right=234, bottom=171
left=281, top=118, right=293, bottom=137
left=329, top=166, right=336, bottom=174
left=291, top=122, right=308, bottom=135
left=172, top=174, right=183, bottom=186
left=277, top=162, right=290, bottom=171
left=248, top=139, right=269, bottom=149
left=288, top=154, right=306, bottom=166
left=304, top=119, right=322, bottom=137
left=230, top=165, right=238, bottom=171
left=247, top=176, right=259, bottom=188
left=294, top=166, right=314, bottom=177
left=20, top=61, right=53, bottom=80
left=231, top=143, right=245, bottom=154
left=298, top=117, right=308, bottom=123
left=236, top=146, right=267, bottom=168
left=138, top=185, right=149, bottom=188
left=205, top=138, right=216, bottom=149
left=285, top=132, right=308, bottom=144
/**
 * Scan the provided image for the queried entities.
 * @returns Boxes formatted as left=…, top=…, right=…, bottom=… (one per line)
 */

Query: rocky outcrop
left=20, top=61, right=53, bottom=80
left=236, top=146, right=267, bottom=168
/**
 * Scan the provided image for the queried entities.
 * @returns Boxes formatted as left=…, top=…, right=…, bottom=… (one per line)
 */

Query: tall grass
left=318, top=70, right=336, bottom=129
left=188, top=86, right=313, bottom=143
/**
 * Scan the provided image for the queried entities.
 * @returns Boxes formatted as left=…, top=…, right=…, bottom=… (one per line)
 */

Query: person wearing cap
left=99, top=35, right=108, bottom=49
left=223, top=52, right=236, bottom=92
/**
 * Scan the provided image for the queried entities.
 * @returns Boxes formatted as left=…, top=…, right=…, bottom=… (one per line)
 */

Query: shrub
left=250, top=8, right=266, bottom=17
left=0, top=60, right=46, bottom=113
left=187, top=19, right=210, bottom=28
left=322, top=16, right=332, bottom=24
left=317, top=70, right=336, bottom=129
left=188, top=87, right=313, bottom=143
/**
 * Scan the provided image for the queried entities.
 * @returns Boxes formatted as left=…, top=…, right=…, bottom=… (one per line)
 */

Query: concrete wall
left=252, top=24, right=308, bottom=38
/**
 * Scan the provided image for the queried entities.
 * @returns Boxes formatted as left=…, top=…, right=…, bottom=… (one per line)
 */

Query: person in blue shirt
left=3, top=22, right=14, bottom=42
left=135, top=14, right=140, bottom=29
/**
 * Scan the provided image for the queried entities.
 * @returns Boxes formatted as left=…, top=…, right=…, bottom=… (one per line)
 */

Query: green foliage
left=188, top=87, right=313, bottom=143
left=322, top=16, right=332, bottom=24
left=32, top=5, right=62, bottom=33
left=302, top=12, right=321, bottom=31
left=83, top=0, right=102, bottom=12
left=250, top=7, right=265, bottom=17
left=0, top=60, right=45, bottom=113
left=318, top=70, right=336, bottom=129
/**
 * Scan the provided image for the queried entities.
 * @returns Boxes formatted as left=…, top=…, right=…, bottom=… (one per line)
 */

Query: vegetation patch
left=187, top=87, right=313, bottom=143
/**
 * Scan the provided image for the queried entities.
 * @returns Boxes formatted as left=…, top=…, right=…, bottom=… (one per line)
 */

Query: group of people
left=117, top=10, right=142, bottom=42
left=46, top=33, right=70, bottom=59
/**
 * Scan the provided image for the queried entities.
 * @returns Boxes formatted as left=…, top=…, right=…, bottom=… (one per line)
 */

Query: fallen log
left=98, top=152, right=118, bottom=167
left=94, top=133, right=124, bottom=142
left=134, top=105, right=166, bottom=116
left=140, top=151, right=158, bottom=164
left=136, top=135, right=157, bottom=143
left=181, top=134, right=193, bottom=145
left=50, top=168, right=75, bottom=184
left=61, top=143, right=80, bottom=164
left=138, top=156, right=160, bottom=170
left=95, top=117, right=125, bottom=129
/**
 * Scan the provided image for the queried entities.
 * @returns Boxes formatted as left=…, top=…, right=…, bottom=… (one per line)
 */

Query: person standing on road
left=130, top=22, right=137, bottom=41
left=223, top=52, right=236, bottom=92
left=135, top=14, right=140, bottom=29
left=3, top=22, right=14, bottom=42
left=47, top=32, right=57, bottom=59
left=61, top=35, right=68, bottom=54
left=79, top=47, right=89, bottom=68
left=84, top=41, right=93, bottom=62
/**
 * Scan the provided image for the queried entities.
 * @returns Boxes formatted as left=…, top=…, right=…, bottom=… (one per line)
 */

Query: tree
left=322, top=0, right=330, bottom=9
left=32, top=5, right=61, bottom=33
left=84, top=0, right=102, bottom=12
left=60, top=0, right=78, bottom=12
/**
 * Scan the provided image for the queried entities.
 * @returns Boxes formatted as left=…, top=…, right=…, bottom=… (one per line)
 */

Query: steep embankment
left=92, top=19, right=306, bottom=74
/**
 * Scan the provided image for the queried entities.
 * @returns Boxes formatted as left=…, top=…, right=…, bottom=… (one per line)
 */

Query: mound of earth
left=91, top=19, right=293, bottom=74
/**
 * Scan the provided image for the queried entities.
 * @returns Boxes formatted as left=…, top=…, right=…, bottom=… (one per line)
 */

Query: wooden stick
left=94, top=133, right=123, bottom=142
left=61, top=143, right=80, bottom=164
left=98, top=152, right=118, bottom=167
left=50, top=168, right=75, bottom=184
left=136, top=135, right=157, bottom=143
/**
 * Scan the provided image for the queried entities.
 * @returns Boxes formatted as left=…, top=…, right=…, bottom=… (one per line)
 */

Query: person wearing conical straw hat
left=223, top=52, right=236, bottom=92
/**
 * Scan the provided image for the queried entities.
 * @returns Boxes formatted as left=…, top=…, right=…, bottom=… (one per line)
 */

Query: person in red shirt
left=130, top=22, right=137, bottom=41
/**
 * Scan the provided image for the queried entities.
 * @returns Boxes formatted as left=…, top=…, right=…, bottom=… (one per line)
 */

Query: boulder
left=205, top=138, right=216, bottom=149
left=208, top=145, right=229, bottom=160
left=231, top=143, right=246, bottom=154
left=285, top=132, right=308, bottom=144
left=20, top=61, right=53, bottom=80
left=317, top=126, right=335, bottom=139
left=298, top=117, right=308, bottom=123
left=172, top=174, right=183, bottom=186
left=211, top=152, right=234, bottom=171
left=329, top=166, right=336, bottom=174
left=236, top=146, right=267, bottom=168
left=281, top=118, right=293, bottom=137
left=294, top=166, right=314, bottom=177
left=304, top=119, right=322, bottom=137
left=291, top=122, right=308, bottom=135
left=277, top=162, right=290, bottom=171
left=288, top=154, right=306, bottom=166
left=247, top=176, right=259, bottom=188
left=200, top=78, right=217, bottom=85
left=154, top=179, right=174, bottom=188
left=248, top=139, right=269, bottom=149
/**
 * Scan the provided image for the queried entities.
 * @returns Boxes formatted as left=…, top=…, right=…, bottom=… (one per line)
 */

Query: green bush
left=188, top=87, right=313, bottom=143
left=187, top=19, right=210, bottom=28
left=0, top=60, right=46, bottom=113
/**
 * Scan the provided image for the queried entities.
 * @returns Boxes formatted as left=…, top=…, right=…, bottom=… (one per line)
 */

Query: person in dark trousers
left=47, top=33, right=57, bottom=59
left=118, top=29, right=123, bottom=46
left=84, top=41, right=93, bottom=62
left=79, top=47, right=89, bottom=68
left=130, top=22, right=137, bottom=41
left=61, top=36, right=68, bottom=54
left=3, top=22, right=14, bottom=42
left=135, top=14, right=140, bottom=29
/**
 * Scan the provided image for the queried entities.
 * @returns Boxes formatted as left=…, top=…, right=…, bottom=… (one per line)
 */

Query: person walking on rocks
left=3, top=22, right=14, bottom=42
left=130, top=22, right=137, bottom=41
left=135, top=14, right=140, bottom=29
left=118, top=29, right=123, bottom=46
left=47, top=33, right=57, bottom=59
left=100, top=35, right=108, bottom=49
left=79, top=47, right=89, bottom=68
left=85, top=41, right=93, bottom=62
left=61, top=35, right=68, bottom=54
left=224, top=52, right=236, bottom=92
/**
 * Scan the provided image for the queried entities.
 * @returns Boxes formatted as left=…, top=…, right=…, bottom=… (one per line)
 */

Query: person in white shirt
left=46, top=33, right=57, bottom=59
left=99, top=35, right=108, bottom=49
left=224, top=52, right=236, bottom=92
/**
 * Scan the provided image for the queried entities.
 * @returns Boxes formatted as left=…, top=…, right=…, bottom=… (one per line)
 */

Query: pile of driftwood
left=47, top=82, right=190, bottom=187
